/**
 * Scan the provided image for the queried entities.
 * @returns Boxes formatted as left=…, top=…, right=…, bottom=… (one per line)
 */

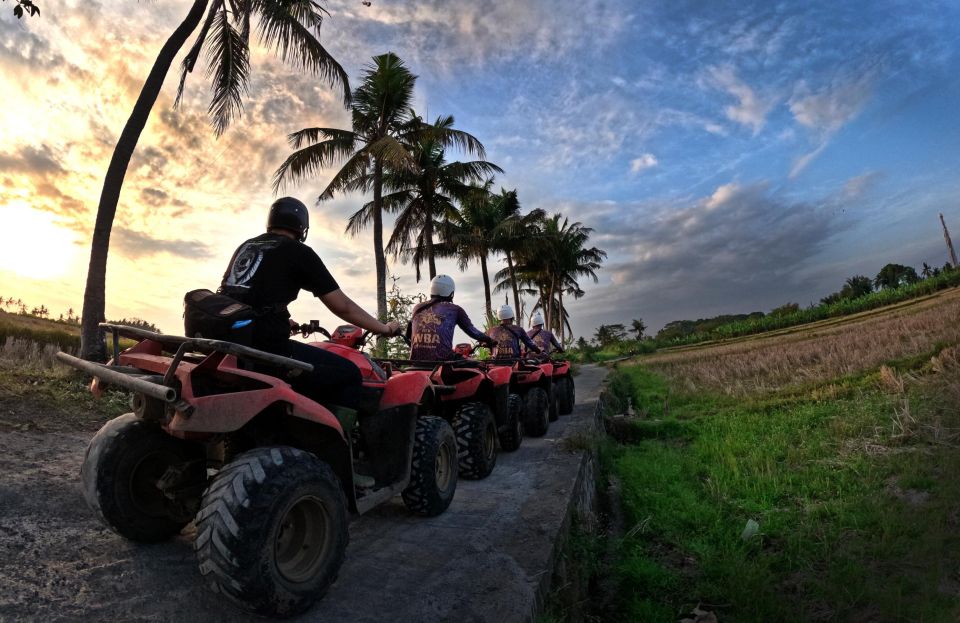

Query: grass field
left=0, top=312, right=132, bottom=431
left=599, top=287, right=960, bottom=622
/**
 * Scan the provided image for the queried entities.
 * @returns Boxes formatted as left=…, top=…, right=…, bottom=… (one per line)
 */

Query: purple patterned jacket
left=408, top=299, right=490, bottom=360
left=527, top=327, right=564, bottom=355
left=487, top=323, right=541, bottom=359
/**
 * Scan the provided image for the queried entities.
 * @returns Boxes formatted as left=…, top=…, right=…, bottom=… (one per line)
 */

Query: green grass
left=603, top=365, right=960, bottom=622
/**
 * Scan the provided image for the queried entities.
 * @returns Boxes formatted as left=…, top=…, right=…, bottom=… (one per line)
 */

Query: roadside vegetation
left=594, top=291, right=960, bottom=621
left=0, top=307, right=144, bottom=431
left=568, top=266, right=960, bottom=364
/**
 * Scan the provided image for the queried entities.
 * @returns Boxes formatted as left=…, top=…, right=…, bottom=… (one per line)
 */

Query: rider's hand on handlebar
left=381, top=320, right=402, bottom=336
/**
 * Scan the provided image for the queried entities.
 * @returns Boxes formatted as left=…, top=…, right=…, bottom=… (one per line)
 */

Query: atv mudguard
left=378, top=370, right=435, bottom=410
left=118, top=340, right=344, bottom=437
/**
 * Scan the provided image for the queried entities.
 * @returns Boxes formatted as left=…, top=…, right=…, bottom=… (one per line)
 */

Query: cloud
left=787, top=74, right=874, bottom=178
left=324, top=0, right=627, bottom=74
left=841, top=171, right=883, bottom=200
left=567, top=181, right=852, bottom=332
left=140, top=187, right=169, bottom=207
left=112, top=227, right=213, bottom=260
left=629, top=153, right=658, bottom=174
left=0, top=144, right=65, bottom=175
left=704, top=65, right=776, bottom=135
left=789, top=141, right=829, bottom=179
left=789, top=76, right=873, bottom=133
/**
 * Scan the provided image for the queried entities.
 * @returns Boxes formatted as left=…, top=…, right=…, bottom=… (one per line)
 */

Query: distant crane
left=940, top=213, right=958, bottom=268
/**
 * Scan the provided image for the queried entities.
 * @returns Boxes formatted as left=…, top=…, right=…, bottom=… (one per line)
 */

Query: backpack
left=183, top=289, right=255, bottom=344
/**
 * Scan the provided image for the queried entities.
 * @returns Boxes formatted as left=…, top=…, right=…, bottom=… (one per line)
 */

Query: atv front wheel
left=498, top=393, right=524, bottom=452
left=453, top=401, right=498, bottom=479
left=402, top=416, right=458, bottom=516
left=81, top=413, right=204, bottom=543
left=195, top=446, right=348, bottom=617
left=523, top=387, right=550, bottom=437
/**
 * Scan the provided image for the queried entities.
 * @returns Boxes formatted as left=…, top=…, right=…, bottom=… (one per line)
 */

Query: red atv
left=484, top=356, right=552, bottom=438
left=443, top=343, right=524, bottom=455
left=58, top=323, right=458, bottom=618
left=384, top=352, right=519, bottom=478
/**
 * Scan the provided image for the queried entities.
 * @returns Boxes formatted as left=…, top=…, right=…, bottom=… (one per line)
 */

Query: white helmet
left=497, top=304, right=515, bottom=320
left=430, top=274, right=455, bottom=297
left=531, top=312, right=544, bottom=327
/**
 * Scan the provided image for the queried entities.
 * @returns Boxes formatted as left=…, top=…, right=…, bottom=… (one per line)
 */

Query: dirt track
left=0, top=364, right=606, bottom=622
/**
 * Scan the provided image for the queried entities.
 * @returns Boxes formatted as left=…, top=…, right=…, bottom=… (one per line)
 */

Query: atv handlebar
left=293, top=320, right=331, bottom=339
left=292, top=322, right=409, bottom=347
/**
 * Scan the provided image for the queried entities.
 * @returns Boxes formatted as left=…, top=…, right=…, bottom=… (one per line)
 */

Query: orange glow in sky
left=0, top=204, right=81, bottom=280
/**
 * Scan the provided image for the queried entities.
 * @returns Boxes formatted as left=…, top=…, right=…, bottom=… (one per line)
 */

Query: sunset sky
left=1, top=0, right=959, bottom=338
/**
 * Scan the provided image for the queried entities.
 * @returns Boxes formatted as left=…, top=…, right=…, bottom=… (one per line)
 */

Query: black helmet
left=267, top=197, right=309, bottom=242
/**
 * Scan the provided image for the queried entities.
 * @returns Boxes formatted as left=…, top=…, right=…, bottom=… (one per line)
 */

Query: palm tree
left=80, top=0, right=349, bottom=361
left=631, top=318, right=646, bottom=340
left=510, top=214, right=605, bottom=338
left=384, top=115, right=501, bottom=280
left=921, top=262, right=933, bottom=279
left=439, top=180, right=515, bottom=319
left=490, top=193, right=545, bottom=317
left=274, top=52, right=417, bottom=326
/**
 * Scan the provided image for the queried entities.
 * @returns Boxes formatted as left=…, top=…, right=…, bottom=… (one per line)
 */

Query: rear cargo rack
left=98, top=323, right=313, bottom=373
left=55, top=324, right=314, bottom=403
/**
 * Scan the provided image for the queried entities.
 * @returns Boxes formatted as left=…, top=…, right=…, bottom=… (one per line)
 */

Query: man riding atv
left=527, top=312, right=564, bottom=357
left=405, top=274, right=495, bottom=361
left=487, top=304, right=541, bottom=359
left=219, top=197, right=401, bottom=410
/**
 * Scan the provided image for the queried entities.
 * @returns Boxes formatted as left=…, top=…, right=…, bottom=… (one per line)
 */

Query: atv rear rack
left=56, top=323, right=315, bottom=403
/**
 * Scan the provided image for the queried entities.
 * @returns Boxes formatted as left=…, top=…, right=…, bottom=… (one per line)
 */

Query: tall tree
left=384, top=114, right=500, bottom=280
left=491, top=190, right=545, bottom=318
left=843, top=275, right=873, bottom=298
left=521, top=214, right=605, bottom=336
left=80, top=0, right=349, bottom=360
left=631, top=318, right=646, bottom=340
left=438, top=180, right=505, bottom=319
left=275, top=52, right=416, bottom=332
left=874, top=263, right=919, bottom=290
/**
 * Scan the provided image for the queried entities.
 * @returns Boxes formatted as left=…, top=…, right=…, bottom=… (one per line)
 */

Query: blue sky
left=2, top=0, right=959, bottom=337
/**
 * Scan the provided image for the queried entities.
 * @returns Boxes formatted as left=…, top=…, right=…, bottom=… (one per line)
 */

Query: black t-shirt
left=219, top=233, right=339, bottom=353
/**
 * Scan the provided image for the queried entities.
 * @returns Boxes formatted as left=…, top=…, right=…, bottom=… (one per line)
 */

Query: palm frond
left=254, top=0, right=350, bottom=105
left=345, top=202, right=376, bottom=237
left=368, top=135, right=417, bottom=172
left=273, top=134, right=358, bottom=192
left=174, top=0, right=222, bottom=108
left=206, top=2, right=250, bottom=136
left=287, top=127, right=356, bottom=149
left=319, top=151, right=371, bottom=200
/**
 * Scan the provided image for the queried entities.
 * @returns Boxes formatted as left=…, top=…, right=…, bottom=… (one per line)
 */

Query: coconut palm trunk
left=558, top=288, right=565, bottom=343
left=505, top=251, right=521, bottom=317
left=80, top=0, right=209, bottom=361
left=424, top=214, right=437, bottom=279
left=480, top=253, right=492, bottom=320
left=372, top=159, right=388, bottom=322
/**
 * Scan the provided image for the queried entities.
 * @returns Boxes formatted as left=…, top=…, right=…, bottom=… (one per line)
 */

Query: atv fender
left=486, top=365, right=512, bottom=387
left=164, top=355, right=344, bottom=438
left=379, top=371, right=435, bottom=410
